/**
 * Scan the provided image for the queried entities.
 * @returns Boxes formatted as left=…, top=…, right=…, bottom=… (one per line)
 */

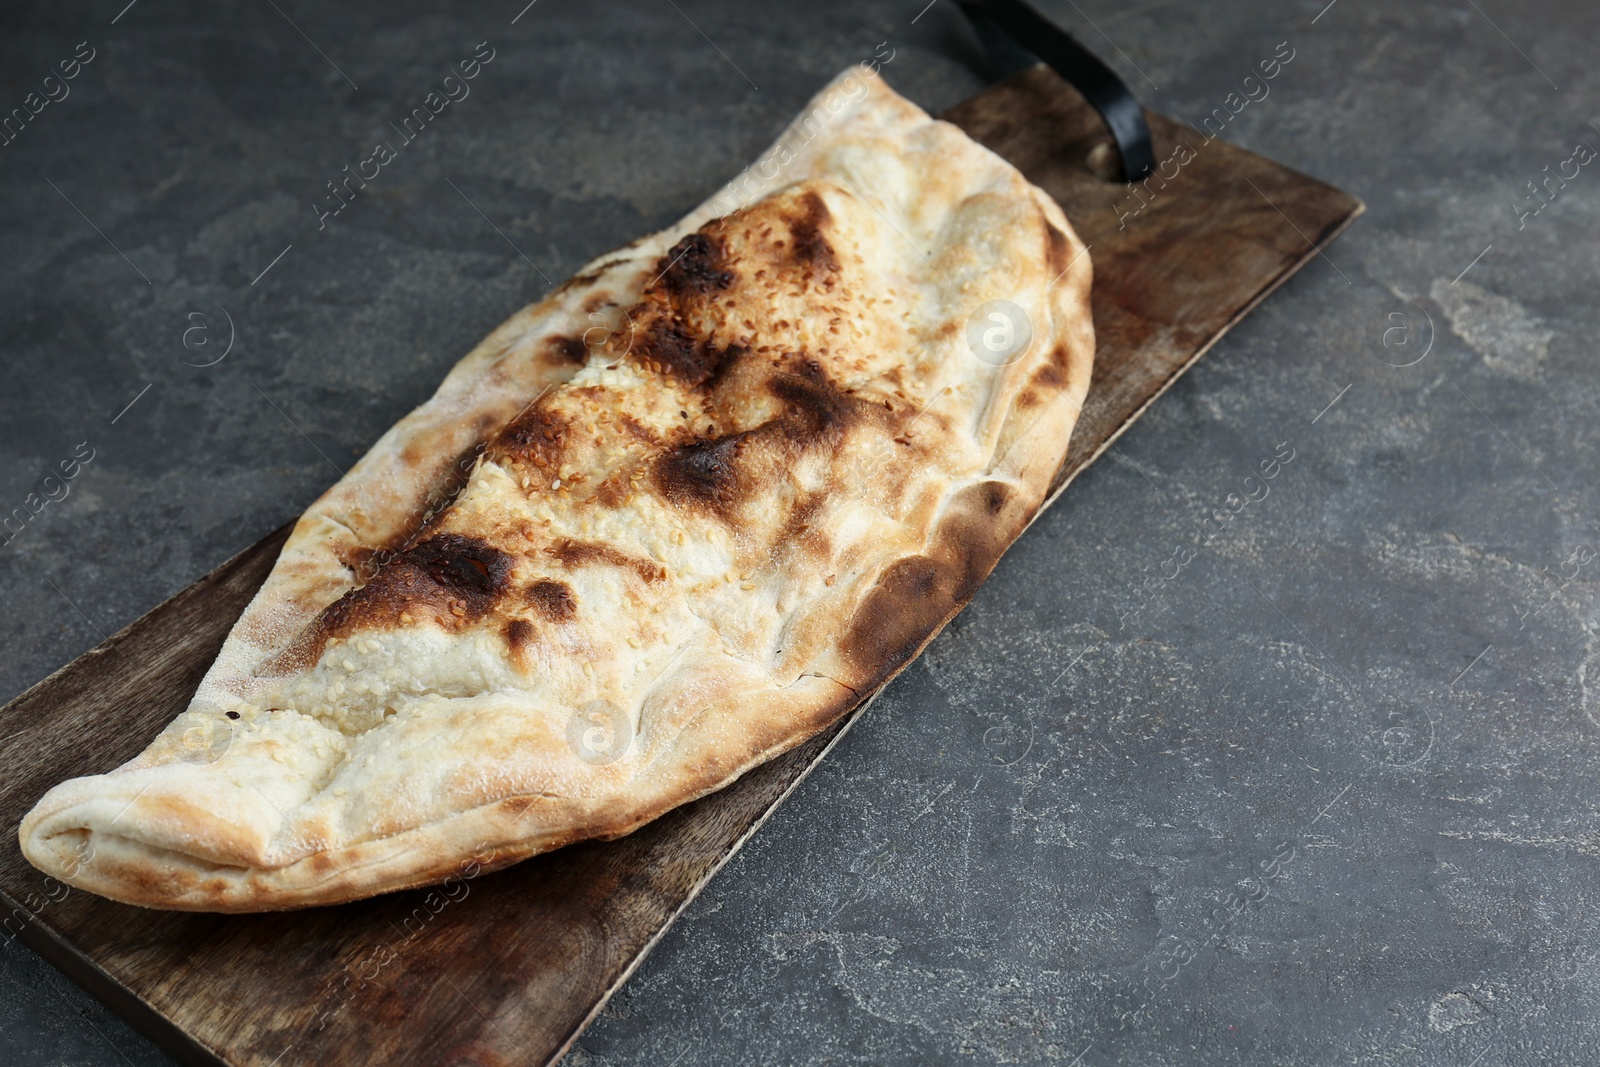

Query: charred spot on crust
left=634, top=319, right=743, bottom=390
left=837, top=481, right=1030, bottom=692
left=338, top=544, right=382, bottom=581
left=504, top=618, right=535, bottom=653
left=633, top=231, right=743, bottom=385
left=983, top=481, right=1010, bottom=515
left=765, top=359, right=855, bottom=445
left=654, top=433, right=746, bottom=513
left=407, top=535, right=513, bottom=602
left=1045, top=223, right=1071, bottom=277
left=549, top=538, right=667, bottom=583
left=386, top=441, right=486, bottom=548
left=552, top=336, right=589, bottom=363
left=489, top=405, right=571, bottom=469
left=1031, top=361, right=1067, bottom=391
left=839, top=556, right=952, bottom=682
left=282, top=534, right=513, bottom=670
left=658, top=233, right=733, bottom=297
left=776, top=491, right=831, bottom=558
left=383, top=535, right=507, bottom=608
left=526, top=579, right=577, bottom=622
left=617, top=414, right=660, bottom=444
left=594, top=473, right=630, bottom=508
left=787, top=191, right=838, bottom=273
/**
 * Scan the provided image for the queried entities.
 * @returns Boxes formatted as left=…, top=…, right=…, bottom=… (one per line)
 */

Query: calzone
left=21, top=68, right=1094, bottom=910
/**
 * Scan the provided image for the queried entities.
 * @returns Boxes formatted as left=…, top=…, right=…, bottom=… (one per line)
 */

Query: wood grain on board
left=0, top=65, right=1361, bottom=1067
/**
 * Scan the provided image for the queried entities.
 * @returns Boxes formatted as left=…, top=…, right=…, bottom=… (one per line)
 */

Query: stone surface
left=3, top=0, right=1599, bottom=1064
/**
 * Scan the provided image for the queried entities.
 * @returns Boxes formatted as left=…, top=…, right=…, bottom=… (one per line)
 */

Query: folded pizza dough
left=21, top=67, right=1094, bottom=910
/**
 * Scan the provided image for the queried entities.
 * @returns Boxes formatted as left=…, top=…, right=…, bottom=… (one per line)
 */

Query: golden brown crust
left=20, top=68, right=1094, bottom=911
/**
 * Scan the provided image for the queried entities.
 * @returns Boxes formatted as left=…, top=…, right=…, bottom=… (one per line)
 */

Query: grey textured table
left=3, top=0, right=1598, bottom=1064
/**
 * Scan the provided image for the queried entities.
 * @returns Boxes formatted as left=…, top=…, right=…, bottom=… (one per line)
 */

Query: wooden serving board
left=0, top=66, right=1361, bottom=1067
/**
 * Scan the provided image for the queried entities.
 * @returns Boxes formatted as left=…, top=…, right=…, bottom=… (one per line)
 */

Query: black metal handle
left=958, top=0, right=1155, bottom=183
